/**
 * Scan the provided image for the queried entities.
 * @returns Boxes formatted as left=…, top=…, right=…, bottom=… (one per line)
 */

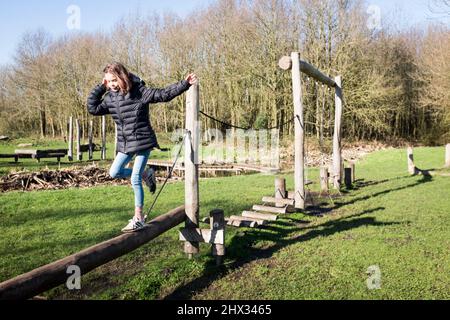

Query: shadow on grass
left=163, top=206, right=399, bottom=300
left=331, top=174, right=433, bottom=210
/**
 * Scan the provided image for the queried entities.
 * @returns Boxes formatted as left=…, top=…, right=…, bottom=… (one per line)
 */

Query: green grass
left=0, top=146, right=449, bottom=299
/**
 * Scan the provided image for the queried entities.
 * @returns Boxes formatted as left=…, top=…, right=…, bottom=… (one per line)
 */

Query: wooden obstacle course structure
left=179, top=209, right=225, bottom=265
left=279, top=52, right=343, bottom=210
left=67, top=116, right=107, bottom=161
left=0, top=206, right=186, bottom=300
left=406, top=145, right=450, bottom=175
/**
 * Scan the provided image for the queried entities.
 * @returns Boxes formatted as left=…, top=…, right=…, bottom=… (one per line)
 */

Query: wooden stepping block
left=261, top=196, right=295, bottom=206
left=229, top=215, right=267, bottom=226
left=252, top=204, right=287, bottom=214
left=241, top=211, right=278, bottom=221
left=201, top=216, right=259, bottom=228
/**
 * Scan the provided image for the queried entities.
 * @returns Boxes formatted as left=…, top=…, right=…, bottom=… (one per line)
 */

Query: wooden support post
left=0, top=206, right=186, bottom=300
left=88, top=120, right=93, bottom=160
left=445, top=144, right=450, bottom=168
left=210, top=209, right=225, bottom=266
left=274, top=177, right=287, bottom=208
left=349, top=161, right=356, bottom=182
left=76, top=119, right=82, bottom=161
left=184, top=83, right=200, bottom=258
left=344, top=168, right=352, bottom=188
left=320, top=167, right=329, bottom=192
left=68, top=116, right=73, bottom=161
left=101, top=116, right=106, bottom=160
left=292, top=52, right=305, bottom=210
left=332, top=75, right=343, bottom=189
left=407, top=146, right=415, bottom=174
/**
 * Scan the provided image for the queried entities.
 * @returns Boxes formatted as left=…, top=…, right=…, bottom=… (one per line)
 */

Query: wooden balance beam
left=0, top=205, right=186, bottom=300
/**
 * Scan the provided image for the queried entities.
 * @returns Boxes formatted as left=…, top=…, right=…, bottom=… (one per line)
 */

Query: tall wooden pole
left=68, top=116, right=73, bottom=161
left=292, top=52, right=305, bottom=210
left=76, top=119, right=82, bottom=161
left=332, top=75, right=343, bottom=189
left=88, top=120, right=93, bottom=160
left=101, top=115, right=106, bottom=160
left=185, top=83, right=200, bottom=258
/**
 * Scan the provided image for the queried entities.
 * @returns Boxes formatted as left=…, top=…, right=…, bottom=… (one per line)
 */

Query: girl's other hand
left=102, top=77, right=108, bottom=89
left=185, top=73, right=198, bottom=85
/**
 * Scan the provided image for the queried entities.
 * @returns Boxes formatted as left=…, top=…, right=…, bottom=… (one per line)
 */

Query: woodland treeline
left=0, top=0, right=449, bottom=145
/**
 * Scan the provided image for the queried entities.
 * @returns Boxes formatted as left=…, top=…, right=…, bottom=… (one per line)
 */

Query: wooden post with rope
left=184, top=83, right=200, bottom=259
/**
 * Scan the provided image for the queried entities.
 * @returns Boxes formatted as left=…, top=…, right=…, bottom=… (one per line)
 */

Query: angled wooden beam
left=0, top=206, right=186, bottom=300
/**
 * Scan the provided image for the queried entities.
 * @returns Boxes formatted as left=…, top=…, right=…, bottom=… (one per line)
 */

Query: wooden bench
left=0, top=153, right=19, bottom=162
left=14, top=149, right=68, bottom=163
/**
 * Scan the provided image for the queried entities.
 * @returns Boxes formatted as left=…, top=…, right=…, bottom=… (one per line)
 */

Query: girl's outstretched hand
left=185, top=73, right=198, bottom=85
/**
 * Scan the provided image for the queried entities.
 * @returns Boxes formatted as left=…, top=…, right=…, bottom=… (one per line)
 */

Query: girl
left=87, top=62, right=197, bottom=233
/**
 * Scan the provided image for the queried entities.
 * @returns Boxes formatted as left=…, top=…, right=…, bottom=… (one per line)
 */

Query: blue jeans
left=109, top=149, right=151, bottom=208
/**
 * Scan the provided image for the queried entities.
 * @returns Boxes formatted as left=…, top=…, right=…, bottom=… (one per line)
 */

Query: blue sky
left=0, top=0, right=448, bottom=66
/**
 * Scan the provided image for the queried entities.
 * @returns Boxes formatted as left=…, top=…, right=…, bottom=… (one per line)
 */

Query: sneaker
left=142, top=167, right=157, bottom=194
left=121, top=217, right=147, bottom=233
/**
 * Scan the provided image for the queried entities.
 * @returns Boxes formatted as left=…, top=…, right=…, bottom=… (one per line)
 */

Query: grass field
left=0, top=145, right=449, bottom=299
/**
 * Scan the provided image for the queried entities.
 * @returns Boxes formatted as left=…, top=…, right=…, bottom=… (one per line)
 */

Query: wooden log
left=320, top=167, right=329, bottom=192
left=291, top=52, right=305, bottom=210
left=445, top=144, right=450, bottom=168
left=101, top=115, right=106, bottom=160
left=262, top=196, right=294, bottom=206
left=407, top=147, right=415, bottom=174
left=274, top=177, right=286, bottom=208
left=252, top=204, right=287, bottom=214
left=332, top=75, right=343, bottom=189
left=242, top=211, right=278, bottom=221
left=0, top=206, right=186, bottom=300
left=68, top=116, right=73, bottom=161
left=278, top=56, right=336, bottom=87
left=184, top=83, right=200, bottom=258
left=179, top=228, right=224, bottom=244
left=210, top=209, right=225, bottom=265
left=229, top=215, right=266, bottom=226
left=76, top=119, right=82, bottom=161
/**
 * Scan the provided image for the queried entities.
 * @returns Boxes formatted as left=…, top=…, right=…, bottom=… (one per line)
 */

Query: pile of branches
left=0, top=165, right=129, bottom=192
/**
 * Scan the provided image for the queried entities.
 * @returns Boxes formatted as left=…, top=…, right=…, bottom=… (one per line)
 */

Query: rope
left=199, top=110, right=295, bottom=131
left=145, top=131, right=188, bottom=218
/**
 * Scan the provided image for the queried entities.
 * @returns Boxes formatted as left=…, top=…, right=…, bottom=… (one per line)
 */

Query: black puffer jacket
left=87, top=74, right=190, bottom=154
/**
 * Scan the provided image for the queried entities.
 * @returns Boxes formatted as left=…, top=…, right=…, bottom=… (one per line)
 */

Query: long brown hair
left=103, top=62, right=132, bottom=95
